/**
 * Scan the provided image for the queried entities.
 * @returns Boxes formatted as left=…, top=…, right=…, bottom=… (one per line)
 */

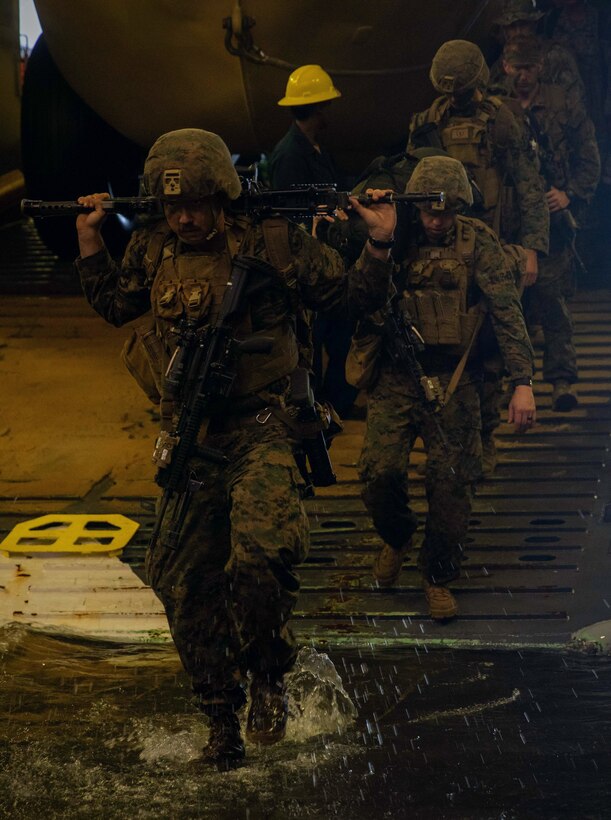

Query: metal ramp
left=286, top=291, right=611, bottom=649
left=0, top=217, right=610, bottom=649
left=0, top=218, right=80, bottom=295
left=117, top=292, right=611, bottom=650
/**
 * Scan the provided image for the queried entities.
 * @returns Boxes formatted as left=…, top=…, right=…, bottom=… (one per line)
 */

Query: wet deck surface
left=1, top=626, right=609, bottom=819
left=1, top=217, right=611, bottom=650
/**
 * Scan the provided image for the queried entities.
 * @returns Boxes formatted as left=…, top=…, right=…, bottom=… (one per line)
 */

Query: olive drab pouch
left=403, top=284, right=462, bottom=346
left=403, top=215, right=477, bottom=356
left=404, top=258, right=465, bottom=346
left=439, top=118, right=501, bottom=211
left=345, top=318, right=384, bottom=390
left=120, top=314, right=165, bottom=404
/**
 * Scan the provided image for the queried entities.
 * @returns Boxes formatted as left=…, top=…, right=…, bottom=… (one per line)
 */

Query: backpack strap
left=454, top=217, right=477, bottom=275
left=443, top=218, right=483, bottom=403
left=143, top=222, right=173, bottom=282
left=443, top=306, right=487, bottom=404
left=261, top=217, right=295, bottom=279
left=485, top=96, right=513, bottom=151
left=426, top=96, right=450, bottom=124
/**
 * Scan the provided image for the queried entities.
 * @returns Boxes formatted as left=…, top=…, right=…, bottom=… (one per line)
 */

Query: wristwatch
left=368, top=234, right=395, bottom=249
left=512, top=377, right=533, bottom=388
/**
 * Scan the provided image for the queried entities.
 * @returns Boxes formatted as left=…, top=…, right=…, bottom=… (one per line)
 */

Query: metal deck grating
left=0, top=220, right=610, bottom=648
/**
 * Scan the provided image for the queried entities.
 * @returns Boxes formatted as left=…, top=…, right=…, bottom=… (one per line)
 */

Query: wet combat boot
left=201, top=712, right=245, bottom=771
left=552, top=380, right=578, bottom=411
left=246, top=675, right=289, bottom=745
left=423, top=579, right=458, bottom=621
left=372, top=540, right=411, bottom=586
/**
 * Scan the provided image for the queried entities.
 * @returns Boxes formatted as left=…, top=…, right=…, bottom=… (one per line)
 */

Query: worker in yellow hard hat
left=269, top=65, right=357, bottom=419
left=268, top=64, right=344, bottom=189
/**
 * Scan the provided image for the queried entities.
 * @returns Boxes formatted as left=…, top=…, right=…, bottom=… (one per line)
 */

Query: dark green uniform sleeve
left=495, top=103, right=550, bottom=255
left=565, top=98, right=601, bottom=203
left=287, top=223, right=393, bottom=318
left=75, top=226, right=154, bottom=327
left=472, top=220, right=535, bottom=382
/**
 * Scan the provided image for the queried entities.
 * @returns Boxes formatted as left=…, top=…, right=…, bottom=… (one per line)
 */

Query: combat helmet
left=495, top=0, right=545, bottom=27
left=430, top=40, right=490, bottom=96
left=406, top=155, right=473, bottom=211
left=142, top=128, right=242, bottom=201
left=277, top=65, right=341, bottom=106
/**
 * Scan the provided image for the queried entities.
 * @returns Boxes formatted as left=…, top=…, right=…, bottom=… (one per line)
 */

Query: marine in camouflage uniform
left=488, top=0, right=587, bottom=110
left=407, top=39, right=548, bottom=476
left=359, top=156, right=536, bottom=620
left=74, top=129, right=395, bottom=769
left=269, top=65, right=357, bottom=418
left=501, top=37, right=600, bottom=408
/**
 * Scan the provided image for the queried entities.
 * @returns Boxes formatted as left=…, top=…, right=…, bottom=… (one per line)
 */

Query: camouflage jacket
left=75, top=214, right=393, bottom=371
left=509, top=83, right=601, bottom=203
left=407, top=95, right=549, bottom=255
left=394, top=218, right=534, bottom=382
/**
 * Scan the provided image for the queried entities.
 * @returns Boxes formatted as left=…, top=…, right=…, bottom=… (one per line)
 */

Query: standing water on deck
left=0, top=625, right=609, bottom=819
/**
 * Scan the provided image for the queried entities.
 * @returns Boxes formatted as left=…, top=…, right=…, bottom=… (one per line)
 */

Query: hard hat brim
left=277, top=88, right=342, bottom=107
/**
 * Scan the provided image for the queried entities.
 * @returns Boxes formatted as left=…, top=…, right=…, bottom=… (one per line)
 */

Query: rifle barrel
left=21, top=197, right=160, bottom=217
left=354, top=191, right=445, bottom=206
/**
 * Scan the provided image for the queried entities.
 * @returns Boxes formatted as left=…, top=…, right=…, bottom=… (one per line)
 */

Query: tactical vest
left=126, top=217, right=301, bottom=402
left=426, top=96, right=507, bottom=213
left=401, top=216, right=480, bottom=356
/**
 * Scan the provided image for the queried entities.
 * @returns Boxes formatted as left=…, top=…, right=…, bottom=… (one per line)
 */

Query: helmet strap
left=205, top=197, right=224, bottom=241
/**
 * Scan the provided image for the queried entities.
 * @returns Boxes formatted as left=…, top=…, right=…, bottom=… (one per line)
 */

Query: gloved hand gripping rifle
left=148, top=255, right=275, bottom=552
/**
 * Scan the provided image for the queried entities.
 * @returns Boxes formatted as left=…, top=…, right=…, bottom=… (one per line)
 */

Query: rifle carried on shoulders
left=21, top=183, right=444, bottom=220
left=148, top=255, right=275, bottom=553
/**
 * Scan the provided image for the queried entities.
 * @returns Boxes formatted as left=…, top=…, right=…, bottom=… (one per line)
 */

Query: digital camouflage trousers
left=529, top=246, right=578, bottom=384
left=359, top=366, right=482, bottom=585
left=146, top=417, right=308, bottom=714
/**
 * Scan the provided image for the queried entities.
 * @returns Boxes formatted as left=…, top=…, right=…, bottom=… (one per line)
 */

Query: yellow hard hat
left=277, top=64, right=341, bottom=107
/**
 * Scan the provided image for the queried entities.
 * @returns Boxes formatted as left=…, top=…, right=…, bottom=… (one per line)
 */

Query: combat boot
left=201, top=712, right=245, bottom=771
left=423, top=578, right=458, bottom=621
left=481, top=435, right=498, bottom=478
left=246, top=675, right=288, bottom=745
left=552, top=380, right=578, bottom=411
left=372, top=540, right=411, bottom=586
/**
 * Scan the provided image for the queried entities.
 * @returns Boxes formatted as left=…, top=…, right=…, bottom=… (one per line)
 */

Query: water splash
left=136, top=720, right=208, bottom=765
left=284, top=647, right=357, bottom=740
